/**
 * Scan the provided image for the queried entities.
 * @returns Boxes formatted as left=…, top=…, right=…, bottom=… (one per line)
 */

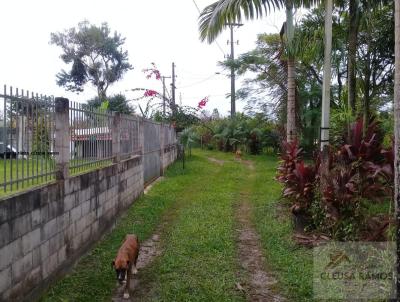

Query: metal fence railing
left=0, top=85, right=56, bottom=193
left=69, top=101, right=114, bottom=175
left=120, top=114, right=140, bottom=157
left=0, top=85, right=178, bottom=194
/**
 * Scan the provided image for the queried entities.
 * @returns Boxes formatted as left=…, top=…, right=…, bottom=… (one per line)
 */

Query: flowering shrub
left=144, top=89, right=158, bottom=97
left=142, top=63, right=161, bottom=80
left=198, top=96, right=208, bottom=109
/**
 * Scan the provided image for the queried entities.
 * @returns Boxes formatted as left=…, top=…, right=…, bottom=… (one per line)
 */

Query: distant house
left=70, top=127, right=112, bottom=159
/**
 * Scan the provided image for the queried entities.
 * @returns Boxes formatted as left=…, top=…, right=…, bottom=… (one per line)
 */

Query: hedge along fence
left=0, top=89, right=177, bottom=301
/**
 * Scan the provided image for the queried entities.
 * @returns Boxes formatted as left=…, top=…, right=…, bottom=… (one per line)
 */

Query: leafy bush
left=192, top=114, right=281, bottom=154
left=276, top=141, right=316, bottom=213
left=316, top=120, right=393, bottom=239
left=278, top=119, right=394, bottom=240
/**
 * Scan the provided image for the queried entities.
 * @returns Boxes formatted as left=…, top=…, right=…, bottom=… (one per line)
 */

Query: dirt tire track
left=236, top=159, right=284, bottom=302
left=236, top=200, right=285, bottom=302
left=207, top=156, right=225, bottom=165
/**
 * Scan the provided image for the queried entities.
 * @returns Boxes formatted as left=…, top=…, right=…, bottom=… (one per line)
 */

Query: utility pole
left=161, top=75, right=172, bottom=116
left=226, top=23, right=242, bottom=118
left=162, top=76, right=166, bottom=116
left=171, top=62, right=176, bottom=112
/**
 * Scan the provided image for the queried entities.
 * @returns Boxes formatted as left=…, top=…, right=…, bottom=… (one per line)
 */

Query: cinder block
left=42, top=252, right=57, bottom=279
left=49, top=233, right=64, bottom=255
left=40, top=204, right=49, bottom=224
left=59, top=212, right=70, bottom=230
left=26, top=265, right=41, bottom=286
left=90, top=197, right=97, bottom=212
left=0, top=201, right=10, bottom=225
left=91, top=220, right=99, bottom=236
left=32, top=245, right=41, bottom=268
left=0, top=222, right=10, bottom=247
left=64, top=178, right=77, bottom=195
left=48, top=201, right=63, bottom=221
left=74, top=216, right=86, bottom=235
left=0, top=266, right=11, bottom=293
left=22, top=228, right=41, bottom=255
left=63, top=193, right=75, bottom=212
left=11, top=251, right=32, bottom=282
left=11, top=194, right=33, bottom=219
left=31, top=209, right=41, bottom=228
left=72, top=232, right=82, bottom=251
left=86, top=210, right=96, bottom=227
left=81, top=226, right=91, bottom=244
left=11, top=213, right=31, bottom=240
left=78, top=188, right=90, bottom=203
left=70, top=205, right=82, bottom=222
left=81, top=200, right=90, bottom=217
left=58, top=245, right=67, bottom=264
left=41, top=218, right=57, bottom=241
left=0, top=242, right=13, bottom=271
left=99, top=178, right=107, bottom=193
left=96, top=205, right=103, bottom=219
left=98, top=192, right=106, bottom=206
left=40, top=240, right=50, bottom=263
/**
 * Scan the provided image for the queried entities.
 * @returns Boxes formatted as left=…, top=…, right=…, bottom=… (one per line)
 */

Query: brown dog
left=112, top=234, right=139, bottom=299
left=235, top=149, right=242, bottom=160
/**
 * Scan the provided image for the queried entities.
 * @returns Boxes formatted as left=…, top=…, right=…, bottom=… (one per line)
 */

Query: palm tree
left=199, top=0, right=318, bottom=142
left=347, top=0, right=360, bottom=115
left=319, top=0, right=333, bottom=195
left=394, top=0, right=400, bottom=291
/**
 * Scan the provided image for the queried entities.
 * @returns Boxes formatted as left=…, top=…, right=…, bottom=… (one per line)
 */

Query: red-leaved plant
left=319, top=119, right=394, bottom=240
left=277, top=141, right=316, bottom=214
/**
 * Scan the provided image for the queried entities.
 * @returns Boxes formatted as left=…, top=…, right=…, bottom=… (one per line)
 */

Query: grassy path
left=40, top=149, right=313, bottom=302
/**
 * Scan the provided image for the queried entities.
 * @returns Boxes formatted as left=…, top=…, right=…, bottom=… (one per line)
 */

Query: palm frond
left=199, top=0, right=283, bottom=43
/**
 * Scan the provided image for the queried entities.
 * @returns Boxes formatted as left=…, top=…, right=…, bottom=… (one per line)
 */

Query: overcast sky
left=0, top=0, right=292, bottom=116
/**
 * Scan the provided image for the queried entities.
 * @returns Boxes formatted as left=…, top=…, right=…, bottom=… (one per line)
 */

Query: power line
left=178, top=74, right=219, bottom=89
left=191, top=0, right=226, bottom=56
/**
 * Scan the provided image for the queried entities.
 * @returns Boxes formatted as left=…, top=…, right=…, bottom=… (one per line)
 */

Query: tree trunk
left=320, top=0, right=333, bottom=196
left=321, top=0, right=333, bottom=151
left=348, top=0, right=360, bottom=115
left=287, top=58, right=296, bottom=142
left=363, top=73, right=371, bottom=135
left=394, top=0, right=400, bottom=295
left=285, top=1, right=296, bottom=142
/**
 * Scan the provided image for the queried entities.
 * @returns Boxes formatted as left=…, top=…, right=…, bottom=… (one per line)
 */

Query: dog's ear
left=111, top=261, right=115, bottom=269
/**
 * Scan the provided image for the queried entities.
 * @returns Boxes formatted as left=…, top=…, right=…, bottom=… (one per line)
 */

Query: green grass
left=0, top=157, right=113, bottom=197
left=40, top=149, right=313, bottom=302
left=136, top=150, right=246, bottom=302
left=248, top=154, right=313, bottom=301
left=0, top=158, right=55, bottom=196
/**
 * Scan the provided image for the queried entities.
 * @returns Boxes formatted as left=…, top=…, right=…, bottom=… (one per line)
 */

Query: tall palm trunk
left=320, top=0, right=333, bottom=193
left=286, top=1, right=296, bottom=142
left=394, top=0, right=400, bottom=295
left=287, top=58, right=296, bottom=142
left=347, top=0, right=360, bottom=114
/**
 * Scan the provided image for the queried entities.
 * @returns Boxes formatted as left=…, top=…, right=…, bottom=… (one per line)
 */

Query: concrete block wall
left=0, top=155, right=143, bottom=302
left=162, top=145, right=177, bottom=170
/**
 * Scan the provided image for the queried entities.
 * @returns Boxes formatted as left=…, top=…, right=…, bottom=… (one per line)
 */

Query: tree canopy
left=86, top=94, right=134, bottom=114
left=51, top=21, right=132, bottom=101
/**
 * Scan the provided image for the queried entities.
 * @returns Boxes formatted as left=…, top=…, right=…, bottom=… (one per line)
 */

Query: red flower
left=143, top=64, right=161, bottom=81
left=144, top=89, right=158, bottom=97
left=198, top=96, right=209, bottom=109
